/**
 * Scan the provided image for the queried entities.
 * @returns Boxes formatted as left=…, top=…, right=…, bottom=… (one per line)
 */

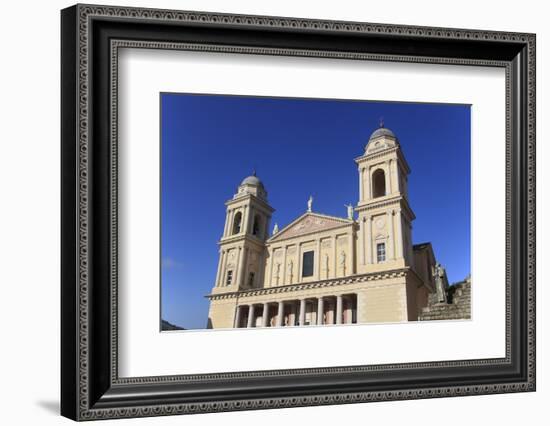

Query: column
left=247, top=305, right=255, bottom=328
left=214, top=249, right=224, bottom=287
left=276, top=301, right=284, bottom=327
left=234, top=305, right=242, bottom=328
left=223, top=209, right=229, bottom=237
left=355, top=293, right=361, bottom=324
left=243, top=248, right=249, bottom=286
left=366, top=167, right=372, bottom=200
left=259, top=252, right=266, bottom=287
left=248, top=207, right=254, bottom=234
left=368, top=216, right=373, bottom=263
left=356, top=293, right=361, bottom=323
left=359, top=168, right=364, bottom=201
left=236, top=247, right=246, bottom=287
left=345, top=297, right=353, bottom=324
left=385, top=162, right=391, bottom=196
left=392, top=159, right=399, bottom=193
left=241, top=205, right=249, bottom=234
left=222, top=250, right=228, bottom=285
left=281, top=247, right=287, bottom=285
left=225, top=209, right=233, bottom=236
left=296, top=244, right=302, bottom=283
left=267, top=248, right=274, bottom=287
left=395, top=210, right=403, bottom=259
left=316, top=239, right=321, bottom=279
left=336, top=295, right=343, bottom=325
left=387, top=211, right=394, bottom=260
left=230, top=209, right=236, bottom=234
left=408, top=224, right=414, bottom=263
left=332, top=236, right=337, bottom=278
left=349, top=231, right=355, bottom=275
left=299, top=299, right=306, bottom=326
left=359, top=219, right=365, bottom=266
left=262, top=303, right=269, bottom=327
left=317, top=297, right=324, bottom=325
left=387, top=160, right=393, bottom=194
left=234, top=247, right=241, bottom=286
left=343, top=298, right=350, bottom=324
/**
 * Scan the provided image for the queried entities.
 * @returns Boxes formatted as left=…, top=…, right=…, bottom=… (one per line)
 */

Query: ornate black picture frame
left=61, top=4, right=536, bottom=421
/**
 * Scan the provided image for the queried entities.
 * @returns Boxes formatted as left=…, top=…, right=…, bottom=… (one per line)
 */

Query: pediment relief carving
left=269, top=213, right=351, bottom=242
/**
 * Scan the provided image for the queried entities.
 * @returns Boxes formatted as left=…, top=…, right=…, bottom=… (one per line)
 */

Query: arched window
left=252, top=214, right=262, bottom=237
left=232, top=211, right=242, bottom=234
left=372, top=169, right=386, bottom=198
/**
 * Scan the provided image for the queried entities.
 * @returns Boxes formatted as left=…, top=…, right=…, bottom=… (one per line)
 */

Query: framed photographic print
left=61, top=4, right=536, bottom=421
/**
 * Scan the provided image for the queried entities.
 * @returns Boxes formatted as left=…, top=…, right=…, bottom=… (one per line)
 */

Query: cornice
left=355, top=146, right=411, bottom=174
left=355, top=146, right=398, bottom=164
left=355, top=195, right=416, bottom=221
left=225, top=193, right=275, bottom=213
left=206, top=267, right=411, bottom=300
left=218, top=233, right=268, bottom=248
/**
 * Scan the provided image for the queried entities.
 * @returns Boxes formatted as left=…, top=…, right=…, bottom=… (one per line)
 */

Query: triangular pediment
left=268, top=212, right=353, bottom=242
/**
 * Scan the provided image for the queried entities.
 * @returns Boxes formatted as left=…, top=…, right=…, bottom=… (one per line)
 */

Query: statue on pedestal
left=433, top=262, right=448, bottom=303
left=345, top=203, right=354, bottom=220
left=307, top=195, right=313, bottom=212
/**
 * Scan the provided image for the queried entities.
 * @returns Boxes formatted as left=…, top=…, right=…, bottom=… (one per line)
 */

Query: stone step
left=420, top=315, right=471, bottom=321
left=421, top=309, right=470, bottom=317
left=421, top=281, right=471, bottom=320
left=423, top=304, right=461, bottom=312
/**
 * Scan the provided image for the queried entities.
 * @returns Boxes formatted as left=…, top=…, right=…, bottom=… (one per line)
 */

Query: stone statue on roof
left=345, top=203, right=354, bottom=220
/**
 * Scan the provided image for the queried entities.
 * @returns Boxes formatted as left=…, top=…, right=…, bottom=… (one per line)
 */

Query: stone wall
left=418, top=278, right=471, bottom=321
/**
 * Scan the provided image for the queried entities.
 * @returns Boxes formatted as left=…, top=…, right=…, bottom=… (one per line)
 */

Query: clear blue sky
left=161, top=93, right=471, bottom=329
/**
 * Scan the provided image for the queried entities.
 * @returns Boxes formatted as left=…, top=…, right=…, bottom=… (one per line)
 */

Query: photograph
left=57, top=3, right=536, bottom=421
left=160, top=94, right=472, bottom=331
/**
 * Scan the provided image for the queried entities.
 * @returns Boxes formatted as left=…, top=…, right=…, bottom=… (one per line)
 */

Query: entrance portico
left=234, top=294, right=358, bottom=328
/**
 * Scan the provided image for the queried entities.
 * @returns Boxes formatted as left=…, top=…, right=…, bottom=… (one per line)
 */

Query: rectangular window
left=226, top=270, right=233, bottom=285
left=248, top=272, right=255, bottom=287
left=302, top=251, right=314, bottom=277
left=377, top=243, right=386, bottom=262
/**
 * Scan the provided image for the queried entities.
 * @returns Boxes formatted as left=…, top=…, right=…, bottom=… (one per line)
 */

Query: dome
left=241, top=172, right=264, bottom=187
left=236, top=171, right=268, bottom=201
left=369, top=126, right=396, bottom=141
left=364, top=123, right=399, bottom=155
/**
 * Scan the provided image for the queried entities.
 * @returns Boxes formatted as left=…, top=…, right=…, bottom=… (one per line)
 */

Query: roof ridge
left=307, top=211, right=353, bottom=223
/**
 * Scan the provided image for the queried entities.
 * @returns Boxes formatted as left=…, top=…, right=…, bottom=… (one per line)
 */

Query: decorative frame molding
left=61, top=3, right=535, bottom=421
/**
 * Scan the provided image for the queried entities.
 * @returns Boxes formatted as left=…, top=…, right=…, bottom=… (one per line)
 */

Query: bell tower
left=211, top=172, right=274, bottom=294
left=355, top=123, right=416, bottom=273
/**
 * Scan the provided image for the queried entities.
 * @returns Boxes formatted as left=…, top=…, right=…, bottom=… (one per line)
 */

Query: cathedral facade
left=206, top=125, right=438, bottom=329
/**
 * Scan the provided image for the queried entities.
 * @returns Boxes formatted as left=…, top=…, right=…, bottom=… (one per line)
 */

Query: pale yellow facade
left=206, top=125, right=437, bottom=329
